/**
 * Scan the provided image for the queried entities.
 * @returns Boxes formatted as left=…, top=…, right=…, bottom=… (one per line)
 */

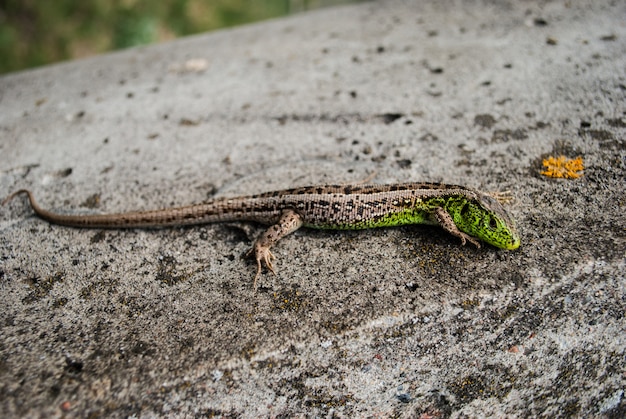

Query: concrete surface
left=1, top=0, right=625, bottom=417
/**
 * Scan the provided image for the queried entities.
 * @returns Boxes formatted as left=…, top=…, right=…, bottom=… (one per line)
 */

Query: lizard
left=2, top=183, right=520, bottom=288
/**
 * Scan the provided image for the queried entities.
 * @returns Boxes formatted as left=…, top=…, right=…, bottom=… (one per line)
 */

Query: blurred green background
left=0, top=0, right=361, bottom=75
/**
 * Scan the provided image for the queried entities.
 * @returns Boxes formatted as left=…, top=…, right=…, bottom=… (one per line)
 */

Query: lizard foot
left=246, top=245, right=276, bottom=290
left=490, top=190, right=513, bottom=204
left=459, top=233, right=481, bottom=249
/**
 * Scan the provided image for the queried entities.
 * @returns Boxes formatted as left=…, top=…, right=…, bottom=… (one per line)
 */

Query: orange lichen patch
left=540, top=156, right=584, bottom=179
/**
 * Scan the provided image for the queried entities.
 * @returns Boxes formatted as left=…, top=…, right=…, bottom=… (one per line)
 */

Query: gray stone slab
left=1, top=0, right=624, bottom=417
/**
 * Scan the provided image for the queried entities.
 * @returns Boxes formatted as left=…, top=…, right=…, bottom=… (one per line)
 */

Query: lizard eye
left=461, top=203, right=470, bottom=217
left=488, top=216, right=498, bottom=230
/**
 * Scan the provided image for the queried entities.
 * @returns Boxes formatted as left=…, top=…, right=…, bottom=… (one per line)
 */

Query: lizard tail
left=3, top=189, right=80, bottom=227
left=2, top=189, right=39, bottom=209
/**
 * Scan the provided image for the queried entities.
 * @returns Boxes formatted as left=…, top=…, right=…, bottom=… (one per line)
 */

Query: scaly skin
left=3, top=183, right=520, bottom=287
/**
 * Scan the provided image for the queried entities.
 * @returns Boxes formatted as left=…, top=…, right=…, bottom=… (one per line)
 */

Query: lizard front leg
left=433, top=207, right=481, bottom=248
left=246, top=209, right=303, bottom=289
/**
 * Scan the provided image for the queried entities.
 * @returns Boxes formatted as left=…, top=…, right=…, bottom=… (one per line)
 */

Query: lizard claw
left=490, top=190, right=513, bottom=204
left=248, top=244, right=276, bottom=290
left=460, top=233, right=481, bottom=249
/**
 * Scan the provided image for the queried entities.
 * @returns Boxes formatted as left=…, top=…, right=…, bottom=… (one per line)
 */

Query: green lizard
left=3, top=183, right=520, bottom=287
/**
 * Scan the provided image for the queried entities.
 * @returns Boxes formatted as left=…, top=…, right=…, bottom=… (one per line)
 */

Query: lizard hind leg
left=247, top=209, right=304, bottom=290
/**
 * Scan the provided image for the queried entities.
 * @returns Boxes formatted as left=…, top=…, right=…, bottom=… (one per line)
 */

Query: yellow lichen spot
left=540, top=156, right=584, bottom=179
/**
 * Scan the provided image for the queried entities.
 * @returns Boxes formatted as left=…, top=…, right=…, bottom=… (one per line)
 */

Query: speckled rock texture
left=0, top=0, right=624, bottom=417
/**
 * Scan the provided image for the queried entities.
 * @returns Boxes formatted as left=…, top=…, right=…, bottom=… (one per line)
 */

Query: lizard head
left=450, top=193, right=521, bottom=250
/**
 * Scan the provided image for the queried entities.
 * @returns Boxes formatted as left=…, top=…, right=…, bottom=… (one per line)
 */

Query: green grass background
left=0, top=0, right=360, bottom=75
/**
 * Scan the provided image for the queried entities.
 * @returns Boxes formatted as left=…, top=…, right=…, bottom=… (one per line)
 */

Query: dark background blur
left=0, top=0, right=361, bottom=75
